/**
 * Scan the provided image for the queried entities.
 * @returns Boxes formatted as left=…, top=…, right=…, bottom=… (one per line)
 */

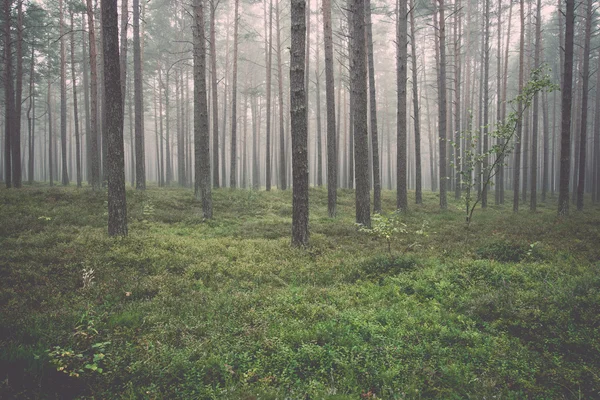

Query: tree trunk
left=558, top=0, right=574, bottom=216
left=453, top=0, right=461, bottom=201
left=495, top=0, right=502, bottom=204
left=396, top=0, right=408, bottom=210
left=194, top=0, right=213, bottom=218
left=71, top=13, right=82, bottom=187
left=28, top=41, right=35, bottom=184
left=210, top=1, right=219, bottom=188
left=13, top=0, right=23, bottom=187
left=291, top=0, right=309, bottom=245
left=513, top=0, right=525, bottom=212
left=86, top=0, right=101, bottom=189
left=481, top=0, right=490, bottom=208
left=365, top=0, right=380, bottom=212
left=265, top=0, right=273, bottom=190
left=323, top=0, right=336, bottom=216
left=409, top=0, right=422, bottom=204
left=132, top=0, right=145, bottom=190
left=102, top=0, right=128, bottom=236
left=434, top=0, right=447, bottom=210
left=593, top=49, right=600, bottom=203
left=530, top=0, right=542, bottom=211
left=351, top=0, right=370, bottom=226
left=59, top=0, right=69, bottom=185
left=576, top=0, right=592, bottom=211
left=230, top=0, right=240, bottom=188
left=3, top=0, right=14, bottom=188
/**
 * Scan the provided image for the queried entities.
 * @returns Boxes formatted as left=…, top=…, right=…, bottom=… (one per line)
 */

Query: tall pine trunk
left=365, top=0, right=380, bottom=212
left=397, top=0, right=408, bottom=211
left=323, top=0, right=336, bottom=216
left=230, top=0, right=240, bottom=188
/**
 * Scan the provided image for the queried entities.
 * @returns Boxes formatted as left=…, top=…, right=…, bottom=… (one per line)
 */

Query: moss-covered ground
left=1, top=185, right=599, bottom=399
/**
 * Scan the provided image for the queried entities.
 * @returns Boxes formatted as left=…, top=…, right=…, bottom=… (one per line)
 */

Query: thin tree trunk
left=60, top=0, right=69, bottom=185
left=210, top=1, right=219, bottom=188
left=409, top=0, right=422, bottom=204
left=13, top=0, right=23, bottom=187
left=495, top=0, right=502, bottom=204
left=86, top=0, right=100, bottom=189
left=530, top=0, right=542, bottom=211
left=397, top=0, right=408, bottom=211
left=482, top=0, right=490, bottom=208
left=513, top=0, right=525, bottom=212
left=265, top=0, right=273, bottom=190
left=323, top=0, right=336, bottom=215
left=558, top=0, right=574, bottom=216
left=435, top=0, right=447, bottom=210
left=133, top=0, right=145, bottom=189
left=71, top=13, right=82, bottom=187
left=593, top=49, right=600, bottom=203
left=230, top=0, right=239, bottom=188
left=3, top=0, right=13, bottom=188
left=576, top=0, right=592, bottom=210
left=28, top=42, right=35, bottom=184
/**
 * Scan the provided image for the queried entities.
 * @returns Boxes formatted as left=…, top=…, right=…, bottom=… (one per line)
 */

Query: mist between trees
left=2, top=0, right=599, bottom=240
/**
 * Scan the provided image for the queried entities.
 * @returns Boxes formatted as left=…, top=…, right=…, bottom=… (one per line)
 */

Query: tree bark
left=13, top=0, right=23, bottom=187
left=291, top=0, right=309, bottom=245
left=230, top=0, right=239, bottom=188
left=530, top=0, right=542, bottom=211
left=409, top=0, right=422, bottom=204
left=513, top=0, right=525, bottom=212
left=86, top=0, right=101, bottom=189
left=323, top=0, right=336, bottom=216
left=576, top=0, right=592, bottom=211
left=210, top=1, right=219, bottom=188
left=558, top=0, right=574, bottom=216
left=133, top=0, right=145, bottom=189
left=265, top=0, right=273, bottom=190
left=482, top=0, right=490, bottom=208
left=102, top=0, right=127, bottom=236
left=194, top=0, right=213, bottom=218
left=3, top=0, right=14, bottom=188
left=434, top=0, right=447, bottom=210
left=365, top=0, right=380, bottom=212
left=396, top=0, right=408, bottom=210
left=71, top=13, right=82, bottom=187
left=60, top=0, right=69, bottom=185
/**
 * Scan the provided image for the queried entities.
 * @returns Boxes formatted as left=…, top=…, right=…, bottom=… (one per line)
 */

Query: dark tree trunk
left=410, top=0, right=422, bottom=204
left=558, top=0, right=574, bottom=216
left=193, top=0, right=213, bottom=218
left=435, top=0, right=447, bottom=210
left=3, top=0, right=13, bottom=188
left=351, top=0, right=370, bottom=226
left=133, top=0, right=145, bottom=190
left=530, top=0, right=542, bottom=211
left=210, top=1, right=219, bottom=188
left=13, top=0, right=23, bottom=187
left=290, top=0, right=309, bottom=245
left=513, top=0, right=525, bottom=212
left=276, top=0, right=287, bottom=190
left=453, top=0, right=461, bottom=202
left=71, top=13, right=82, bottom=187
left=60, top=0, right=69, bottom=185
left=323, top=0, right=336, bottom=216
left=86, top=0, right=101, bottom=190
left=495, top=0, right=502, bottom=204
left=230, top=0, right=239, bottom=188
left=593, top=49, right=600, bottom=204
left=265, top=0, right=273, bottom=190
left=576, top=0, right=592, bottom=211
left=102, top=0, right=127, bottom=236
left=365, top=0, right=380, bottom=212
left=396, top=0, right=408, bottom=211
left=482, top=0, right=490, bottom=208
left=48, top=82, right=53, bottom=186
left=28, top=42, right=35, bottom=184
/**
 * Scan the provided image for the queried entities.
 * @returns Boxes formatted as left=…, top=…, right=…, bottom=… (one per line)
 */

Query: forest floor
left=1, top=185, right=599, bottom=399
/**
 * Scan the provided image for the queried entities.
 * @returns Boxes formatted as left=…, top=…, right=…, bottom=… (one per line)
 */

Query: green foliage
left=1, top=186, right=599, bottom=398
left=453, top=66, right=559, bottom=225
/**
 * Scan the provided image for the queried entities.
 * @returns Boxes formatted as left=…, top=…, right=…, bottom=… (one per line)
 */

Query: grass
left=1, top=184, right=599, bottom=399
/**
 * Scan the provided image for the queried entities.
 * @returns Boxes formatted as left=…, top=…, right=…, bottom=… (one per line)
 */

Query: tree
left=513, top=0, right=525, bottom=212
left=210, top=0, right=219, bottom=188
left=434, top=0, right=447, bottom=210
left=576, top=0, right=592, bottom=211
left=365, top=0, right=380, bottom=213
left=133, top=0, right=145, bottom=190
left=558, top=0, right=574, bottom=216
left=86, top=0, right=101, bottom=190
left=4, top=0, right=14, bottom=188
left=71, top=12, right=82, bottom=187
left=102, top=0, right=127, bottom=236
left=530, top=0, right=542, bottom=211
left=193, top=0, right=212, bottom=219
left=276, top=0, right=287, bottom=190
left=230, top=0, right=239, bottom=188
left=323, top=0, right=336, bottom=217
left=409, top=0, right=421, bottom=204
left=396, top=0, right=408, bottom=211
left=13, top=0, right=23, bottom=188
left=481, top=0, right=490, bottom=208
left=351, top=0, right=370, bottom=226
left=290, top=0, right=309, bottom=245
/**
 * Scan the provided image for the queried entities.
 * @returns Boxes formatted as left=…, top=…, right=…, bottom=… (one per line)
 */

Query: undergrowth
left=1, top=185, right=599, bottom=399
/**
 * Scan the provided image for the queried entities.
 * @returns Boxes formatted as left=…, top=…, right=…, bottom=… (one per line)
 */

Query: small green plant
left=142, top=201, right=156, bottom=223
left=46, top=307, right=110, bottom=378
left=359, top=212, right=406, bottom=254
